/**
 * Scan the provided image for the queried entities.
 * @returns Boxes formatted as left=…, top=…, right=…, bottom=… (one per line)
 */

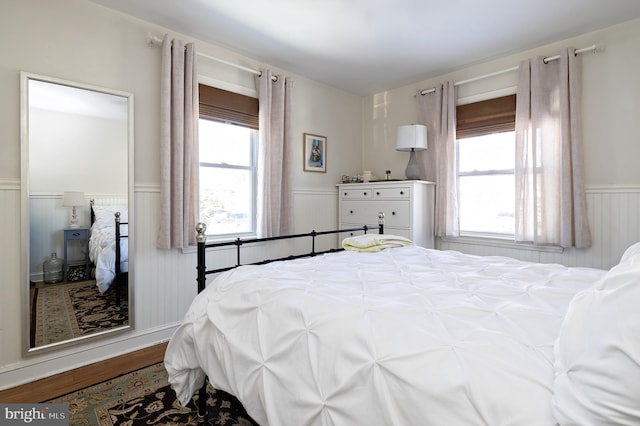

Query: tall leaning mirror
left=21, top=72, right=134, bottom=353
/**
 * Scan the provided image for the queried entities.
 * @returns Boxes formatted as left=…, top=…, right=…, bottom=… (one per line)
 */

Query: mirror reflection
left=23, top=73, right=132, bottom=351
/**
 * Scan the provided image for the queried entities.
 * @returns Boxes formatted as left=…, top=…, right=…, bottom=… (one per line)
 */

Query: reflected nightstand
left=63, top=227, right=90, bottom=281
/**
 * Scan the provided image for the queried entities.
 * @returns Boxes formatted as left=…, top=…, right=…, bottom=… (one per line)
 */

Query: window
left=199, top=85, right=258, bottom=238
left=456, top=95, right=516, bottom=237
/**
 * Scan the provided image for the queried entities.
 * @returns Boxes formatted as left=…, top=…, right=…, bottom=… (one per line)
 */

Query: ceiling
left=88, top=0, right=640, bottom=95
left=29, top=78, right=129, bottom=120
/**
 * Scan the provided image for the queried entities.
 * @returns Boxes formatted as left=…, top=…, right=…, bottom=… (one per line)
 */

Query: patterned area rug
left=47, top=363, right=259, bottom=426
left=34, top=280, right=129, bottom=347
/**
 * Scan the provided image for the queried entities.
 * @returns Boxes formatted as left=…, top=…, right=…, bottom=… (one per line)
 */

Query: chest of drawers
left=337, top=180, right=435, bottom=248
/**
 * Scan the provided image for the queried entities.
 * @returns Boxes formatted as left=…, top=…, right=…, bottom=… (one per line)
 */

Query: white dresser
left=338, top=180, right=435, bottom=248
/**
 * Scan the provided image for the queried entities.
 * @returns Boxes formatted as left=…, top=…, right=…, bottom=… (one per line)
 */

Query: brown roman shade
left=456, top=94, right=516, bottom=138
left=199, top=84, right=259, bottom=129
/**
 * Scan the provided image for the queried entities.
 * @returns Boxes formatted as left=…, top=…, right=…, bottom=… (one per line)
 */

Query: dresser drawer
left=372, top=186, right=410, bottom=199
left=65, top=228, right=89, bottom=241
left=377, top=201, right=410, bottom=227
left=341, top=200, right=409, bottom=228
left=341, top=201, right=376, bottom=225
left=383, top=227, right=411, bottom=240
left=340, top=187, right=373, bottom=199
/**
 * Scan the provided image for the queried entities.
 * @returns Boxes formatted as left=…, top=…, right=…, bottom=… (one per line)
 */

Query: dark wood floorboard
left=0, top=341, right=168, bottom=403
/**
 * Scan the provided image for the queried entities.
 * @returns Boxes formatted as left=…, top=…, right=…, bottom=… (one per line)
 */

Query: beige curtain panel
left=256, top=69, right=293, bottom=238
left=417, top=82, right=459, bottom=238
left=158, top=35, right=199, bottom=249
left=515, top=47, right=592, bottom=248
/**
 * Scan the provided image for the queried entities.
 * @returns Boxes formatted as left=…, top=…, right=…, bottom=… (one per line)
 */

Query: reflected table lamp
left=396, top=124, right=428, bottom=180
left=62, top=191, right=85, bottom=228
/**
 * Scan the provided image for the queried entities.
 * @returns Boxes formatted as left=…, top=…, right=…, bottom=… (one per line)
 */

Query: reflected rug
left=33, top=280, right=128, bottom=347
left=46, top=362, right=259, bottom=426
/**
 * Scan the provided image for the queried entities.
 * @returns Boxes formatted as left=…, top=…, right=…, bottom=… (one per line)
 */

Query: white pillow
left=552, top=250, right=640, bottom=425
left=619, top=241, right=640, bottom=264
left=92, top=204, right=128, bottom=229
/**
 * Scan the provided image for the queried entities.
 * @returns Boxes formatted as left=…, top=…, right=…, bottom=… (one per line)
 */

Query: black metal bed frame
left=193, top=213, right=385, bottom=417
left=113, top=212, right=128, bottom=309
left=89, top=200, right=128, bottom=309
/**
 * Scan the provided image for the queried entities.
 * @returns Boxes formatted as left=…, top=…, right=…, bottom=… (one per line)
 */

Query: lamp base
left=69, top=206, right=80, bottom=228
left=405, top=148, right=421, bottom=180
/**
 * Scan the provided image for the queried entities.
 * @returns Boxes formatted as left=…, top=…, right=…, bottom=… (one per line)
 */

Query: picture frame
left=303, top=133, right=327, bottom=172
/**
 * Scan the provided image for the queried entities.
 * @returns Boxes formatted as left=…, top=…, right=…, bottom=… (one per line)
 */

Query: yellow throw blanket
left=342, top=234, right=414, bottom=252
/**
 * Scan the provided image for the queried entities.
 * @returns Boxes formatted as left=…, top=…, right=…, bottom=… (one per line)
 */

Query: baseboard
left=0, top=341, right=168, bottom=403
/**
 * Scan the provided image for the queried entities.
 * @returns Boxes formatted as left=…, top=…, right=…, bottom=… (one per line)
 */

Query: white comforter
left=89, top=225, right=128, bottom=293
left=165, top=245, right=606, bottom=426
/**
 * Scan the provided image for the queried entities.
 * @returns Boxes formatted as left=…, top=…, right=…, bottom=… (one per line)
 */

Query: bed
left=89, top=201, right=129, bottom=306
left=164, top=224, right=640, bottom=425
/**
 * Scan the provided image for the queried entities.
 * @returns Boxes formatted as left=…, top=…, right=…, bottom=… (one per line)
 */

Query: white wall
left=0, top=0, right=362, bottom=389
left=362, top=19, right=640, bottom=184
left=362, top=19, right=640, bottom=266
left=29, top=108, right=128, bottom=194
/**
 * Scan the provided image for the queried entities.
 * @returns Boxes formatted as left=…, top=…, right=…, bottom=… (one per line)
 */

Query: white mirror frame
left=20, top=72, right=134, bottom=354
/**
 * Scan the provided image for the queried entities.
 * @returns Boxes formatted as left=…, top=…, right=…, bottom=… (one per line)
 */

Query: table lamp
left=62, top=191, right=85, bottom=228
left=396, top=124, right=427, bottom=180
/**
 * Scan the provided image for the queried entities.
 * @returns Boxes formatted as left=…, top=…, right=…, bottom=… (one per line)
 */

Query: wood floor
left=0, top=341, right=168, bottom=403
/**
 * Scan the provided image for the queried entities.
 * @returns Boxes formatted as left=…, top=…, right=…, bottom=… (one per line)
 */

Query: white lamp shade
left=396, top=124, right=428, bottom=151
left=62, top=191, right=85, bottom=207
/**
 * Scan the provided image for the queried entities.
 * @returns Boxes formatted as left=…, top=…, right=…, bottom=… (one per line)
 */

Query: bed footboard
left=196, top=213, right=384, bottom=293
left=193, top=213, right=384, bottom=416
left=114, top=212, right=128, bottom=310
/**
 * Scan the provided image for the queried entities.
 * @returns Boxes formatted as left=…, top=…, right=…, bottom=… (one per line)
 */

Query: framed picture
left=303, top=133, right=327, bottom=172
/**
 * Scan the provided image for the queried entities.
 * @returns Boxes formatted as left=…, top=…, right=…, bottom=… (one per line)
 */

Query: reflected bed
left=89, top=201, right=128, bottom=303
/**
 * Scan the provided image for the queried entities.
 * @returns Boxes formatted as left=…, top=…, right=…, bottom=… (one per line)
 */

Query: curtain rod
left=147, top=34, right=277, bottom=81
left=419, top=44, right=600, bottom=96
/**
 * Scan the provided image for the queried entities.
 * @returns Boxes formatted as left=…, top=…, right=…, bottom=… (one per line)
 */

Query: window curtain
left=515, top=47, right=592, bottom=248
left=256, top=69, right=293, bottom=237
left=417, top=82, right=459, bottom=237
left=157, top=35, right=199, bottom=249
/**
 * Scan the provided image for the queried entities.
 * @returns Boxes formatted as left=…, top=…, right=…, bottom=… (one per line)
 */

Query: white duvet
left=89, top=225, right=128, bottom=293
left=165, top=245, right=606, bottom=426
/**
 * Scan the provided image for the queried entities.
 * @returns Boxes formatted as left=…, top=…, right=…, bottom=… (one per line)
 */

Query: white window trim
left=440, top=235, right=564, bottom=254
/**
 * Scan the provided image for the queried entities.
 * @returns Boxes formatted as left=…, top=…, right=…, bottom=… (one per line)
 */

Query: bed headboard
left=90, top=198, right=128, bottom=226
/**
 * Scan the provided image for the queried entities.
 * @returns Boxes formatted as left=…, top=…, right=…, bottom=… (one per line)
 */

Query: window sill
left=439, top=234, right=564, bottom=254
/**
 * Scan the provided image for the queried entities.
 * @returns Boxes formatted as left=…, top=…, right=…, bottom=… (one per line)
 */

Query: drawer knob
left=376, top=191, right=380, bottom=195
left=400, top=191, right=404, bottom=195
left=344, top=192, right=347, bottom=196
left=392, top=211, right=396, bottom=215
left=350, top=210, right=354, bottom=214
left=73, top=232, right=80, bottom=236
left=363, top=192, right=367, bottom=196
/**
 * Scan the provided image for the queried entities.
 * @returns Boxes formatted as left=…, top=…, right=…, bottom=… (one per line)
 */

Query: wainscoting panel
left=132, top=186, right=198, bottom=331
left=3, top=183, right=634, bottom=389
left=131, top=187, right=340, bottom=331
left=292, top=188, right=339, bottom=252
left=0, top=179, right=23, bottom=368
left=28, top=193, right=128, bottom=281
left=439, top=186, right=640, bottom=270
left=29, top=197, right=68, bottom=281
